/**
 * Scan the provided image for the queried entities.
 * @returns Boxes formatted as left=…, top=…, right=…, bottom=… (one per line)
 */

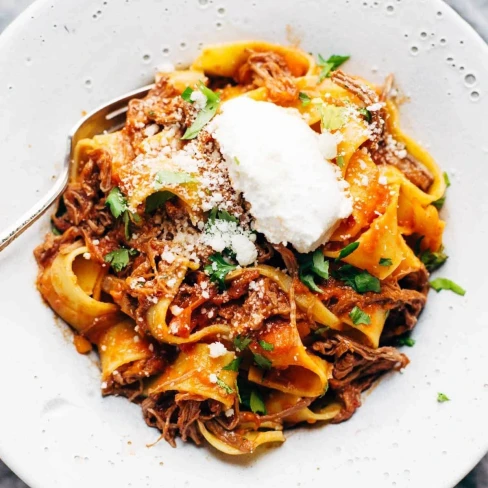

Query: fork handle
left=0, top=170, right=69, bottom=252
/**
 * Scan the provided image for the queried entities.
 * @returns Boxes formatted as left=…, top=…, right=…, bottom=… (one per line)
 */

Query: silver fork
left=0, top=83, right=155, bottom=252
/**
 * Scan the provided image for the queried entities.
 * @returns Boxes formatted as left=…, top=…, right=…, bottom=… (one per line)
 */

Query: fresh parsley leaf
left=414, top=236, right=424, bottom=256
left=145, top=191, right=174, bottom=213
left=299, top=271, right=322, bottom=293
left=106, top=187, right=128, bottom=218
left=51, top=221, right=62, bottom=236
left=379, top=257, right=393, bottom=267
left=258, top=340, right=274, bottom=351
left=317, top=54, right=350, bottom=81
left=354, top=272, right=381, bottom=293
left=204, top=253, right=237, bottom=290
left=312, top=250, right=330, bottom=279
left=181, top=86, right=194, bottom=102
left=154, top=170, right=196, bottom=187
left=315, top=326, right=330, bottom=335
left=207, top=207, right=238, bottom=224
left=420, top=247, right=448, bottom=272
left=349, top=306, right=371, bottom=326
left=298, top=250, right=329, bottom=291
left=429, top=278, right=466, bottom=296
left=253, top=353, right=272, bottom=370
left=432, top=172, right=451, bottom=210
left=443, top=171, right=451, bottom=188
left=336, top=242, right=360, bottom=261
left=299, top=91, right=311, bottom=106
left=250, top=390, right=267, bottom=414
left=104, top=248, right=134, bottom=272
left=337, top=155, right=345, bottom=169
left=333, top=264, right=381, bottom=294
left=397, top=337, right=416, bottom=347
left=217, top=209, right=238, bottom=223
left=123, top=211, right=131, bottom=240
left=222, top=357, right=242, bottom=371
left=233, top=335, right=252, bottom=352
left=358, top=107, right=372, bottom=123
left=320, top=104, right=346, bottom=131
left=437, top=392, right=450, bottom=403
left=432, top=196, right=445, bottom=210
left=216, top=377, right=234, bottom=394
left=181, top=82, right=220, bottom=140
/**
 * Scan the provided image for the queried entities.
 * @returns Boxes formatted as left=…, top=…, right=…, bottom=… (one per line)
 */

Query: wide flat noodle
left=38, top=244, right=122, bottom=342
left=147, top=343, right=237, bottom=408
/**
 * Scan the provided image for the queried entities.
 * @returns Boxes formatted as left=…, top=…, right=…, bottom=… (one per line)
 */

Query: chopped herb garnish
left=397, top=337, right=416, bottom=347
left=358, top=107, right=372, bottom=123
left=298, top=249, right=329, bottom=292
left=258, top=340, right=274, bottom=351
left=154, top=170, right=196, bottom=187
left=333, top=264, right=381, bottom=293
left=253, top=353, right=272, bottom=370
left=432, top=172, right=451, bottom=210
left=299, top=272, right=322, bottom=292
left=315, top=326, right=330, bottom=335
left=234, top=156, right=241, bottom=165
left=312, top=251, right=330, bottom=279
left=208, top=207, right=238, bottom=224
left=104, top=248, right=136, bottom=272
left=250, top=390, right=267, bottom=414
left=222, top=357, right=242, bottom=371
left=420, top=247, right=448, bottom=272
left=181, top=81, right=220, bottom=140
left=349, top=306, right=371, bottom=326
left=216, top=377, right=234, bottom=394
left=181, top=86, right=194, bottom=102
left=233, top=335, right=252, bottom=352
left=432, top=196, right=445, bottom=210
left=145, top=190, right=174, bottom=213
left=106, top=187, right=128, bottom=218
left=337, top=155, right=345, bottom=169
left=443, top=171, right=451, bottom=188
left=319, top=104, right=346, bottom=131
left=336, top=241, right=360, bottom=261
left=429, top=278, right=466, bottom=296
left=123, top=211, right=131, bottom=240
left=51, top=221, right=62, bottom=236
left=299, top=91, right=311, bottom=106
left=237, top=380, right=267, bottom=414
left=317, top=54, right=350, bottom=81
left=204, top=253, right=237, bottom=290
left=379, top=257, right=393, bottom=267
left=437, top=392, right=450, bottom=403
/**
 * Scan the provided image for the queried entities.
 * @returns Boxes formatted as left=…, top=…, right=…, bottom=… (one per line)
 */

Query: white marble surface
left=0, top=1, right=486, bottom=487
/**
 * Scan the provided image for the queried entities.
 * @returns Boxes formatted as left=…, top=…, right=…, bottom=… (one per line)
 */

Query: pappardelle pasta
left=35, top=41, right=449, bottom=455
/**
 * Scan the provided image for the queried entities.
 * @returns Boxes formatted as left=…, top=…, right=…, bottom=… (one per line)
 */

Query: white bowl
left=0, top=1, right=487, bottom=487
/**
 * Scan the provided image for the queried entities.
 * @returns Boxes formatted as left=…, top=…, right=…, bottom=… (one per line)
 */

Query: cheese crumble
left=211, top=97, right=352, bottom=253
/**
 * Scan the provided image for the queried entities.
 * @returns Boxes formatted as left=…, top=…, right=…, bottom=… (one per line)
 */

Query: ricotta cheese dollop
left=210, top=97, right=352, bottom=253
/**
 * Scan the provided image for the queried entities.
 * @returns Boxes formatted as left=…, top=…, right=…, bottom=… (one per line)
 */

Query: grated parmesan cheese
left=208, top=342, right=228, bottom=358
left=209, top=373, right=218, bottom=384
left=190, top=90, right=207, bottom=111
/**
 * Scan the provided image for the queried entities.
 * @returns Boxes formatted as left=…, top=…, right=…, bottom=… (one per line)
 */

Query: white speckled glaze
left=0, top=1, right=487, bottom=487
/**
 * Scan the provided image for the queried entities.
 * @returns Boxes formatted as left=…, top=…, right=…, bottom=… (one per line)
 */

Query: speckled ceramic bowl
left=0, top=1, right=487, bottom=487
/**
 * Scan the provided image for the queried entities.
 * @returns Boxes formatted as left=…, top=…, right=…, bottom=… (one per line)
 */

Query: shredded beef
left=142, top=393, right=223, bottom=448
left=313, top=335, right=409, bottom=422
left=236, top=51, right=298, bottom=104
left=371, top=146, right=434, bottom=192
left=331, top=69, right=386, bottom=151
left=319, top=269, right=428, bottom=342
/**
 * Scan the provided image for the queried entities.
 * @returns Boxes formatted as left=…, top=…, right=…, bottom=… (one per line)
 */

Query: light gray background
left=0, top=0, right=486, bottom=487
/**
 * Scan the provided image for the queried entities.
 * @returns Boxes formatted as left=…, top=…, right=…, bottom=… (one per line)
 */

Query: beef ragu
left=34, top=41, right=450, bottom=455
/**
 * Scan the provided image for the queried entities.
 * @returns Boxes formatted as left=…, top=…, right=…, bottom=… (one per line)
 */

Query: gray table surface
left=0, top=0, right=487, bottom=487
